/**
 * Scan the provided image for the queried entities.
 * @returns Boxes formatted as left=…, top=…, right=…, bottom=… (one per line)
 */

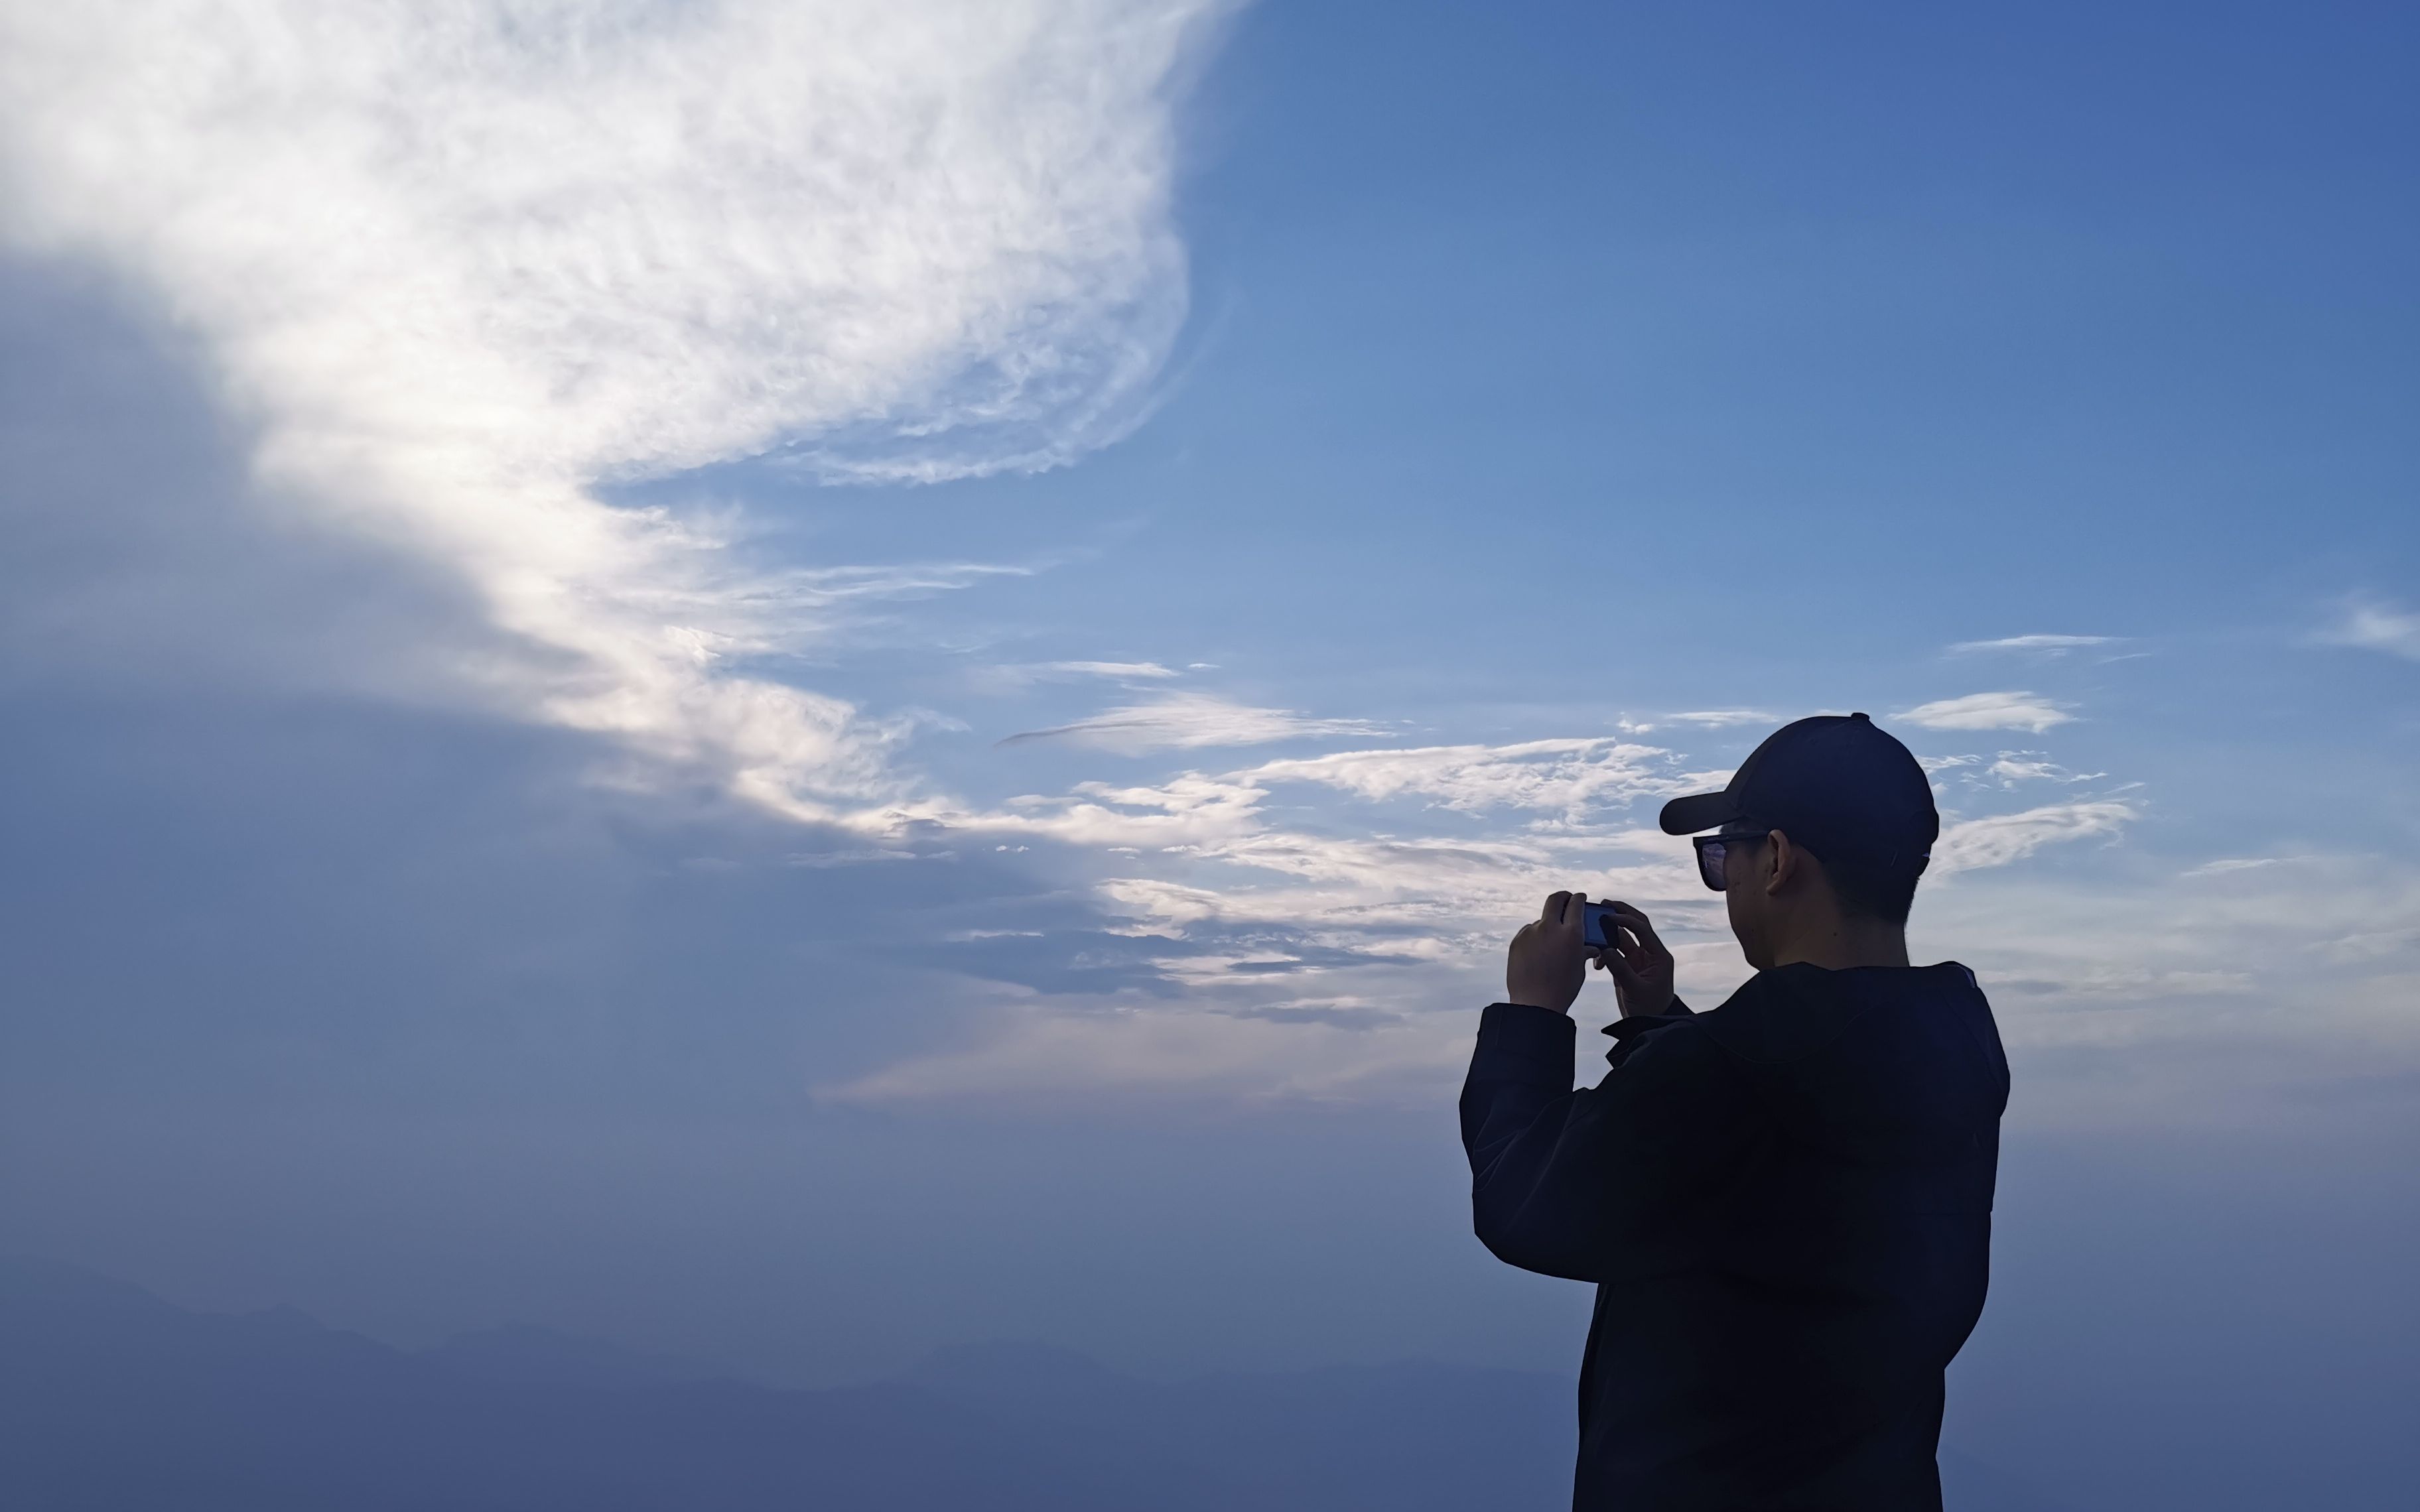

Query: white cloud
left=1985, top=754, right=2104, bottom=787
left=1897, top=691, right=2075, bottom=733
left=0, top=0, right=1224, bottom=814
left=781, top=848, right=923, bottom=869
left=2307, top=929, right=2419, bottom=964
left=1948, top=634, right=2117, bottom=653
left=951, top=739, right=2133, bottom=980
left=927, top=739, right=1716, bottom=962
left=1662, top=709, right=1781, bottom=727
left=833, top=831, right=2420, bottom=1111
left=2320, top=599, right=2420, bottom=661
left=2182, top=856, right=2291, bottom=877
left=839, top=727, right=2420, bottom=1116
left=1913, top=855, right=2420, bottom=1124
left=1042, top=661, right=1181, bottom=680
left=971, top=659, right=1181, bottom=694
left=998, top=692, right=1388, bottom=754
left=1245, top=739, right=1689, bottom=822
left=1930, top=800, right=2136, bottom=875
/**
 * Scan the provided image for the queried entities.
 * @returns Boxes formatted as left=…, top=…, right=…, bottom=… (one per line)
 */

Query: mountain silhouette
left=1, top=1255, right=2070, bottom=1509
left=419, top=1323, right=722, bottom=1391
left=0, top=1256, right=1574, bottom=1510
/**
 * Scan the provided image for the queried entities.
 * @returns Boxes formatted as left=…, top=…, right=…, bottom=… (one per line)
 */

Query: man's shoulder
left=1599, top=1005, right=1723, bottom=1070
left=1697, top=962, right=1988, bottom=1066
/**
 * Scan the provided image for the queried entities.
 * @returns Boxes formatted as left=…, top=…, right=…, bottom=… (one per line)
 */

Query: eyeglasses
left=1691, top=830, right=1769, bottom=891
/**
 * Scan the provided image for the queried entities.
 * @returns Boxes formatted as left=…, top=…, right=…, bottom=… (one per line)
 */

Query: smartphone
left=1581, top=900, right=1622, bottom=951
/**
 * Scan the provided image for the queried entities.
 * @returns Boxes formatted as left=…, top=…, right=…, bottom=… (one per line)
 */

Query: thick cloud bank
left=0, top=0, right=1221, bottom=814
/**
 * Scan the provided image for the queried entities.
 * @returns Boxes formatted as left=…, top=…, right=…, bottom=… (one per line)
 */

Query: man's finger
left=1603, top=952, right=1647, bottom=1007
left=1540, top=891, right=1573, bottom=926
left=1609, top=902, right=1663, bottom=942
left=1610, top=907, right=1668, bottom=960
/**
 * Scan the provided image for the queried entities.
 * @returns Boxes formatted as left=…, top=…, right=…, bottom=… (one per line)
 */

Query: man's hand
left=1591, top=901, right=1676, bottom=1018
left=1507, top=891, right=1593, bottom=1014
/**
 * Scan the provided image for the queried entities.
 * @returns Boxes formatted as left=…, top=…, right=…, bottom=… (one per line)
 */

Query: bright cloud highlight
left=1948, top=634, right=2117, bottom=653
left=1897, top=691, right=2075, bottom=733
left=2322, top=599, right=2420, bottom=661
left=0, top=0, right=1225, bottom=816
left=999, top=692, right=1390, bottom=753
left=1931, top=800, right=2135, bottom=875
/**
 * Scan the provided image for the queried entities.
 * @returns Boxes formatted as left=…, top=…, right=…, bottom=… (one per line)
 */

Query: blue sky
left=1, top=3, right=2415, bottom=1506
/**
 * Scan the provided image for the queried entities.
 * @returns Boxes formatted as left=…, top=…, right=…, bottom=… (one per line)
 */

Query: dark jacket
left=1459, top=963, right=2008, bottom=1511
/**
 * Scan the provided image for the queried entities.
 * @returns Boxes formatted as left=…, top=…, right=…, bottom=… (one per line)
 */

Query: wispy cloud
left=2183, top=856, right=2291, bottom=877
left=854, top=685, right=2417, bottom=1111
left=1662, top=709, right=1782, bottom=727
left=1931, top=800, right=2135, bottom=875
left=1897, top=691, right=2075, bottom=733
left=0, top=0, right=1225, bottom=815
left=950, top=736, right=2144, bottom=964
left=1984, top=754, right=2105, bottom=787
left=1043, top=661, right=1181, bottom=680
left=1948, top=634, right=2118, bottom=654
left=1914, top=853, right=2420, bottom=1124
left=825, top=773, right=2255, bottom=1105
left=1246, top=739, right=1690, bottom=823
left=999, top=693, right=1389, bottom=754
left=2319, top=599, right=2420, bottom=661
left=977, top=660, right=1183, bottom=693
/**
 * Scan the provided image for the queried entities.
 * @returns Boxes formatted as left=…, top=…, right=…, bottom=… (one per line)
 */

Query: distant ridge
left=419, top=1323, right=724, bottom=1391
left=0, top=1255, right=1574, bottom=1511
left=1, top=1256, right=2071, bottom=1510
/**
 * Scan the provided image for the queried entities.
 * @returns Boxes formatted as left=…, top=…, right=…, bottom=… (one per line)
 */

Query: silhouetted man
left=1460, top=713, right=2007, bottom=1511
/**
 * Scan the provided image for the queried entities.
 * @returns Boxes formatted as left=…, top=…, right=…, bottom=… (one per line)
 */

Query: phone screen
left=1581, top=901, right=1620, bottom=950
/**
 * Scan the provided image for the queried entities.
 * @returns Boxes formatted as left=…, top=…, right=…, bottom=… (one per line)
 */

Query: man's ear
left=1763, top=830, right=1797, bottom=897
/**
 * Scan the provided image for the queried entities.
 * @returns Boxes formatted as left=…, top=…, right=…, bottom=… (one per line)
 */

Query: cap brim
left=1658, top=790, right=1741, bottom=836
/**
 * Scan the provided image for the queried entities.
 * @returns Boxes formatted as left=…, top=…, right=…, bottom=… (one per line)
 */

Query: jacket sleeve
left=1457, top=1002, right=1759, bottom=1283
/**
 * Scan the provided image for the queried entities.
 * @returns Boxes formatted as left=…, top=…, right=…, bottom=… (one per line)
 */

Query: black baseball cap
left=1658, top=713, right=1938, bottom=877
